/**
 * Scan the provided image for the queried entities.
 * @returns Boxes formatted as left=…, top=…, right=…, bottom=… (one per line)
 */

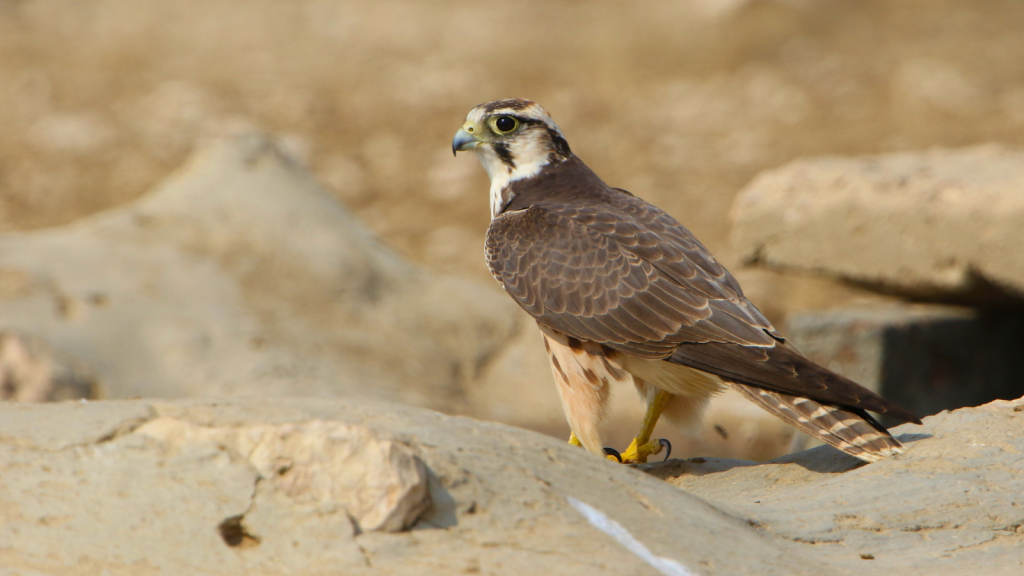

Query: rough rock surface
left=648, top=398, right=1024, bottom=575
left=0, top=396, right=1021, bottom=575
left=0, top=398, right=829, bottom=576
left=732, top=145, right=1024, bottom=303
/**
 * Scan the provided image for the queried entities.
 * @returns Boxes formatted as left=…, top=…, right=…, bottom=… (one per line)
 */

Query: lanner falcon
left=453, top=98, right=920, bottom=464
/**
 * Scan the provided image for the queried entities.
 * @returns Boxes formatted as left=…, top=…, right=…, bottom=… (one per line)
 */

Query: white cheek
left=476, top=147, right=511, bottom=182
left=502, top=137, right=549, bottom=190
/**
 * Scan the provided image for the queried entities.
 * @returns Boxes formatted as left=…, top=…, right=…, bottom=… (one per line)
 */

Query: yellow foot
left=568, top=431, right=583, bottom=447
left=569, top=430, right=669, bottom=463
left=618, top=436, right=672, bottom=464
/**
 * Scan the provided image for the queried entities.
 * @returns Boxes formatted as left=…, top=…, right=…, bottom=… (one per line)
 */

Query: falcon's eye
left=493, top=116, right=518, bottom=134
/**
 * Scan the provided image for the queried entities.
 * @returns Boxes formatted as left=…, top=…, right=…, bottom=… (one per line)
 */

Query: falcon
left=453, top=98, right=920, bottom=464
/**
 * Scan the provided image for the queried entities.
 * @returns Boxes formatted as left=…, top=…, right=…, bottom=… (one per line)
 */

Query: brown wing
left=486, top=183, right=920, bottom=424
left=485, top=205, right=773, bottom=357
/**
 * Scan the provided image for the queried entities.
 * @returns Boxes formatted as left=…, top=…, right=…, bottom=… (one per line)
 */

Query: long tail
left=731, top=383, right=904, bottom=463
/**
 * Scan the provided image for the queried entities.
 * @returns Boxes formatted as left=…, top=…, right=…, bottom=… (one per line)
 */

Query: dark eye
left=494, top=116, right=518, bottom=133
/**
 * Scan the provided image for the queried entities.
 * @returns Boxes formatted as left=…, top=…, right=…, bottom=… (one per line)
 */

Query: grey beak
left=452, top=128, right=479, bottom=156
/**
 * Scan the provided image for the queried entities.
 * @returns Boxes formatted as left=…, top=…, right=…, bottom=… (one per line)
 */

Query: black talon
left=603, top=447, right=623, bottom=462
left=659, top=438, right=672, bottom=462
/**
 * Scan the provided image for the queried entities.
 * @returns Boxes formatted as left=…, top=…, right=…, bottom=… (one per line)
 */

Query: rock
left=785, top=303, right=1024, bottom=422
left=0, top=132, right=520, bottom=411
left=27, top=112, right=117, bottom=155
left=136, top=417, right=430, bottom=533
left=1, top=396, right=1021, bottom=575
left=647, top=397, right=1024, bottom=575
left=0, top=330, right=96, bottom=401
left=0, top=397, right=834, bottom=575
left=731, top=145, right=1024, bottom=303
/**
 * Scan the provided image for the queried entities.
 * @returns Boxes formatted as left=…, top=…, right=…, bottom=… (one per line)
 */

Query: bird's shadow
left=644, top=431, right=934, bottom=479
left=895, top=432, right=932, bottom=444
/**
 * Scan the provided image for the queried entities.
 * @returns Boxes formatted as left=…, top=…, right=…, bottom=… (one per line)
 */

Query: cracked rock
left=0, top=396, right=1021, bottom=575
left=136, top=417, right=430, bottom=533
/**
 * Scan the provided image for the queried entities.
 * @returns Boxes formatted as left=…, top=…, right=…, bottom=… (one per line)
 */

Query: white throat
left=476, top=143, right=554, bottom=219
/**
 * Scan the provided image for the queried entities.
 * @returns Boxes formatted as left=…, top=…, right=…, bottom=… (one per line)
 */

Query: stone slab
left=732, top=145, right=1024, bottom=303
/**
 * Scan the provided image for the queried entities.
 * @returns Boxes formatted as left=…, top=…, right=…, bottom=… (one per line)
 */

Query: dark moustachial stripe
left=492, top=142, right=516, bottom=169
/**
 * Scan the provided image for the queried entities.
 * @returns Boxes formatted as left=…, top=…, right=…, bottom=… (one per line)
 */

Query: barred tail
left=731, top=383, right=904, bottom=463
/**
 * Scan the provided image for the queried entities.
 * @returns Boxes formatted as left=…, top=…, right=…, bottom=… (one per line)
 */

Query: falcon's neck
left=493, top=156, right=614, bottom=216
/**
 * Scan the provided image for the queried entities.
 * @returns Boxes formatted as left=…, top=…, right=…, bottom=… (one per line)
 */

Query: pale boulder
left=0, top=132, right=520, bottom=411
left=732, top=145, right=1024, bottom=302
left=0, top=397, right=837, bottom=575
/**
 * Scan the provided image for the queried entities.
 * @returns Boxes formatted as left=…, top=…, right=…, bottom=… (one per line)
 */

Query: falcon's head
left=452, top=99, right=572, bottom=199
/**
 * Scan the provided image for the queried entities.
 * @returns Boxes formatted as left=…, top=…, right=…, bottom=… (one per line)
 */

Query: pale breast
left=618, top=353, right=725, bottom=399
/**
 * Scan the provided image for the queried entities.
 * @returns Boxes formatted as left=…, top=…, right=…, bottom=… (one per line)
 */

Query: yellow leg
left=568, top=431, right=583, bottom=447
left=619, top=389, right=673, bottom=463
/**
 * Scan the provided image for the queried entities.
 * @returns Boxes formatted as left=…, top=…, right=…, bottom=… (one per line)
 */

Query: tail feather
left=731, top=383, right=904, bottom=463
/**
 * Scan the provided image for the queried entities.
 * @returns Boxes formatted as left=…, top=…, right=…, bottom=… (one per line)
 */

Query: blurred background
left=2, top=0, right=1023, bottom=461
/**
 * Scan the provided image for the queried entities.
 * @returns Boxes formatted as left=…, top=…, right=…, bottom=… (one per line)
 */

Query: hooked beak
left=452, top=128, right=480, bottom=156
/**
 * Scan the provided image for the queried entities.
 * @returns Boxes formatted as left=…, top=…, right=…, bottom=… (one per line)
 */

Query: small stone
left=0, top=331, right=96, bottom=402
